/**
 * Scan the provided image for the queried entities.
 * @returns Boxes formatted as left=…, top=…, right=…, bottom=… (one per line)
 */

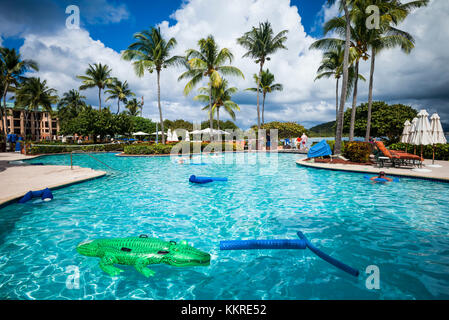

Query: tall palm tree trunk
left=157, top=70, right=166, bottom=144
left=349, top=60, right=360, bottom=141
left=209, top=81, right=213, bottom=137
left=256, top=62, right=264, bottom=150
left=2, top=84, right=10, bottom=141
left=98, top=87, right=102, bottom=111
left=334, top=3, right=351, bottom=155
left=262, top=92, right=266, bottom=125
left=117, top=100, right=120, bottom=115
left=217, top=107, right=220, bottom=130
left=365, top=48, right=376, bottom=141
left=335, top=78, right=339, bottom=137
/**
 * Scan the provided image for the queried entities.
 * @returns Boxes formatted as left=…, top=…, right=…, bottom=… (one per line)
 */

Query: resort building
left=0, top=102, right=60, bottom=140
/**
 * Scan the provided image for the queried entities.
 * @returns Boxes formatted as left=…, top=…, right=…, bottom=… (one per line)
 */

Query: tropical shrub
left=388, top=142, right=449, bottom=161
left=343, top=102, right=417, bottom=142
left=28, top=143, right=124, bottom=155
left=123, top=142, right=237, bottom=155
left=343, top=142, right=372, bottom=163
left=255, top=121, right=309, bottom=139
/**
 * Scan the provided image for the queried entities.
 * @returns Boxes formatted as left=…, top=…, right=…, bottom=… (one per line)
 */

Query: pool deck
left=296, top=158, right=449, bottom=182
left=0, top=152, right=106, bottom=206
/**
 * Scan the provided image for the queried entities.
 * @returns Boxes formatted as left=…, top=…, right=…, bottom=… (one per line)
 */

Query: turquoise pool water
left=1, top=152, right=449, bottom=300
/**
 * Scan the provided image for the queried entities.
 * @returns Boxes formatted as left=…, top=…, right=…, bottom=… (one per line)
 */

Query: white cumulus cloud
left=16, top=0, right=449, bottom=128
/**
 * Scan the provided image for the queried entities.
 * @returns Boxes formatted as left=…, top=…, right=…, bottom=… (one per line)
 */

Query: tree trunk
left=365, top=47, right=376, bottom=142
left=157, top=70, right=165, bottom=144
left=117, top=100, right=120, bottom=115
left=334, top=3, right=351, bottom=155
left=35, top=110, right=40, bottom=141
left=2, top=83, right=10, bottom=143
left=349, top=60, right=360, bottom=141
left=209, top=81, right=213, bottom=138
left=335, top=77, right=339, bottom=137
left=217, top=107, right=220, bottom=130
left=256, top=62, right=264, bottom=150
left=262, top=92, right=266, bottom=125
left=98, top=87, right=102, bottom=111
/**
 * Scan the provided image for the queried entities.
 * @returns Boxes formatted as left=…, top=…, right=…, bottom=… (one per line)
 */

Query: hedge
left=343, top=142, right=372, bottom=163
left=124, top=142, right=238, bottom=155
left=388, top=142, right=449, bottom=161
left=28, top=143, right=124, bottom=155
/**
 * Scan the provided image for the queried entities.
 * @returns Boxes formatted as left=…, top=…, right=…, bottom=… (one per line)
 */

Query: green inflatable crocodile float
left=76, top=235, right=211, bottom=277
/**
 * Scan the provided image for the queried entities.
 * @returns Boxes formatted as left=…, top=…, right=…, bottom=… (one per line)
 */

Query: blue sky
left=1, top=0, right=448, bottom=129
left=2, top=0, right=326, bottom=52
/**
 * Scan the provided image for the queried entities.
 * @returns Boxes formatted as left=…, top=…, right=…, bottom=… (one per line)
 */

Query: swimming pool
left=1, top=152, right=448, bottom=299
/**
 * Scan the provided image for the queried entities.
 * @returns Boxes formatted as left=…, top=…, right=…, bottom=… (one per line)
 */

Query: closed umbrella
left=410, top=109, right=433, bottom=160
left=429, top=113, right=447, bottom=167
left=407, top=117, right=418, bottom=147
left=185, top=131, right=190, bottom=142
left=167, top=128, right=173, bottom=142
left=400, top=120, right=411, bottom=153
left=400, top=120, right=411, bottom=143
left=171, top=129, right=179, bottom=142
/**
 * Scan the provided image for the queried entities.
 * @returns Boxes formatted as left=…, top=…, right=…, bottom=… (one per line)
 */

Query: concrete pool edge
left=0, top=168, right=107, bottom=208
left=296, top=158, right=449, bottom=183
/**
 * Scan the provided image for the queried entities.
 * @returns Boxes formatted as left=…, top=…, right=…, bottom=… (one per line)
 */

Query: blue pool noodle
left=189, top=175, right=213, bottom=184
left=201, top=177, right=228, bottom=181
left=297, top=231, right=359, bottom=277
left=220, top=239, right=306, bottom=250
left=189, top=175, right=228, bottom=184
left=219, top=232, right=359, bottom=277
left=18, top=188, right=53, bottom=203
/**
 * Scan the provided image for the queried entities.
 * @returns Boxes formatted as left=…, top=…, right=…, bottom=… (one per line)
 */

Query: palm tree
left=312, top=44, right=365, bottom=138
left=194, top=79, right=240, bottom=130
left=324, top=0, right=353, bottom=155
left=179, top=35, right=244, bottom=136
left=122, top=27, right=184, bottom=144
left=57, top=89, right=87, bottom=125
left=105, top=79, right=135, bottom=114
left=0, top=47, right=38, bottom=142
left=246, top=69, right=283, bottom=125
left=14, top=77, right=58, bottom=141
left=362, top=0, right=429, bottom=141
left=310, top=16, right=368, bottom=141
left=125, top=98, right=143, bottom=116
left=237, top=21, right=288, bottom=135
left=77, top=63, right=114, bottom=111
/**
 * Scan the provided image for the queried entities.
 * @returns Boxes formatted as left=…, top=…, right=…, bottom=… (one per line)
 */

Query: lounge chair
left=374, top=141, right=423, bottom=168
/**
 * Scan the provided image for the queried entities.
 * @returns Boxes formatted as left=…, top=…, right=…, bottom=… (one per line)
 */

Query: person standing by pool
left=300, top=133, right=308, bottom=150
left=266, top=132, right=271, bottom=150
left=296, top=137, right=301, bottom=149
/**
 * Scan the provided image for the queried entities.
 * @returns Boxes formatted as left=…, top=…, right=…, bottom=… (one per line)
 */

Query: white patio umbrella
left=400, top=120, right=411, bottom=143
left=410, top=110, right=433, bottom=172
left=407, top=117, right=418, bottom=153
left=171, top=129, right=179, bottom=142
left=132, top=131, right=149, bottom=136
left=151, top=131, right=167, bottom=135
left=430, top=113, right=447, bottom=144
left=429, top=113, right=447, bottom=166
left=166, top=128, right=173, bottom=141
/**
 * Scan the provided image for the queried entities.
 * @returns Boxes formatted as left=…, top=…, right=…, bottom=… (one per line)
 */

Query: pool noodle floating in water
left=18, top=188, right=53, bottom=204
left=189, top=175, right=228, bottom=184
left=220, top=231, right=359, bottom=277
